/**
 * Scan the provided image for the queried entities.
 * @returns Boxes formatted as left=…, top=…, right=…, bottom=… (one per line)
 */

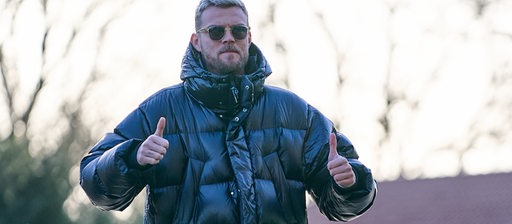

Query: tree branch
left=0, top=46, right=15, bottom=139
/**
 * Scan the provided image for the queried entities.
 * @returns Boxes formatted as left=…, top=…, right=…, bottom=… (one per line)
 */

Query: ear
left=190, top=33, right=201, bottom=52
left=247, top=30, right=252, bottom=45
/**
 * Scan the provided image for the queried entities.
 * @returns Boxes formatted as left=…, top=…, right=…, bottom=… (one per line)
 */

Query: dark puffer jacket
left=80, top=43, right=376, bottom=224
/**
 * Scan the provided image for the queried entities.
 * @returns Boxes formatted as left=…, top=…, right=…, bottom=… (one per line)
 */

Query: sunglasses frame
left=196, top=25, right=250, bottom=41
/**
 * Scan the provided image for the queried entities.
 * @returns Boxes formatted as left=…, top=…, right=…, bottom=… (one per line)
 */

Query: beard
left=202, top=45, right=249, bottom=75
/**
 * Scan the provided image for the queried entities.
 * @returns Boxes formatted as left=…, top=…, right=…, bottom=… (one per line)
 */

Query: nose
left=221, top=27, right=236, bottom=42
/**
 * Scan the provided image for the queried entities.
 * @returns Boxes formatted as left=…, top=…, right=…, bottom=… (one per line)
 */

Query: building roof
left=307, top=172, right=512, bottom=224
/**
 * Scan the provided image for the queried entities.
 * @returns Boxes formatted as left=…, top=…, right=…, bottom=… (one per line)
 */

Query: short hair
left=195, top=0, right=249, bottom=31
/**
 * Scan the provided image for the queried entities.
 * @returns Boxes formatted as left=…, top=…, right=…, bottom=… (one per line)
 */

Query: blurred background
left=1, top=0, right=511, bottom=223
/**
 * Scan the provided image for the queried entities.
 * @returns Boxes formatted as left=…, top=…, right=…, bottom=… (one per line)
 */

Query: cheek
left=193, top=36, right=216, bottom=53
left=198, top=42, right=216, bottom=54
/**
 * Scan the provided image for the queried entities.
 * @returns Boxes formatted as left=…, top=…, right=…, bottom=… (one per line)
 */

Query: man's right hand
left=137, top=117, right=169, bottom=166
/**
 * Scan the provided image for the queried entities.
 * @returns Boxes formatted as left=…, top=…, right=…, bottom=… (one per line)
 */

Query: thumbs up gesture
left=137, top=117, right=169, bottom=166
left=327, top=133, right=356, bottom=188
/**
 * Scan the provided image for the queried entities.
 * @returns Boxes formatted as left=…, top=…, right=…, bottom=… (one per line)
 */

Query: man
left=80, top=0, right=377, bottom=223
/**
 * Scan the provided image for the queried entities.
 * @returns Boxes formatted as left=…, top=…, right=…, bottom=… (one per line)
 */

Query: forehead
left=199, top=6, right=248, bottom=27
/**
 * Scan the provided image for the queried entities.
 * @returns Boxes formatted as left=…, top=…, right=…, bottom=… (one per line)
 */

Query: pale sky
left=2, top=0, right=512, bottom=181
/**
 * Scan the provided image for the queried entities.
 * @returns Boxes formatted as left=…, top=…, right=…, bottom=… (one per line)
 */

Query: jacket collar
left=180, top=43, right=272, bottom=116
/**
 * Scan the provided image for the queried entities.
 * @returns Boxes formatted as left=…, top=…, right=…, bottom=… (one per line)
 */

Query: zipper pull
left=231, top=86, right=239, bottom=104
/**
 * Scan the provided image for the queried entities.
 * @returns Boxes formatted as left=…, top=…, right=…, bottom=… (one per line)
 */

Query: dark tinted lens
left=231, top=26, right=248, bottom=39
left=208, top=26, right=226, bottom=40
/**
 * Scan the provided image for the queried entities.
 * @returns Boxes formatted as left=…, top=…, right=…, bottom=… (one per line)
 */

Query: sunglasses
left=196, top=25, right=250, bottom=41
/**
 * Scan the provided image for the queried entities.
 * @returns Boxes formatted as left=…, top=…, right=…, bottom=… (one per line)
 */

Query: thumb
left=328, top=133, right=339, bottom=161
left=154, top=117, right=166, bottom=137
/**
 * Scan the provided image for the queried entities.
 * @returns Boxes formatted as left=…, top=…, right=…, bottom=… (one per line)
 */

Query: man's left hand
left=327, top=133, right=356, bottom=188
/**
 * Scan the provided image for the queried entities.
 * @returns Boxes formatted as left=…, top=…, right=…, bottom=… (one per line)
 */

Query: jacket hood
left=180, top=43, right=272, bottom=116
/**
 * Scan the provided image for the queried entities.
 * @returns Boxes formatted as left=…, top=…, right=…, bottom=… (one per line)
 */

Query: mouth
left=220, top=50, right=239, bottom=55
left=220, top=46, right=239, bottom=54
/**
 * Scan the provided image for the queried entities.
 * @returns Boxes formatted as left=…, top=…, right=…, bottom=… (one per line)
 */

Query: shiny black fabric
left=80, top=43, right=376, bottom=224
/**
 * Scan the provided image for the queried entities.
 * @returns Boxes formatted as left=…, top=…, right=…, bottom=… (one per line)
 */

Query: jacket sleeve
left=79, top=108, right=152, bottom=211
left=304, top=106, right=377, bottom=222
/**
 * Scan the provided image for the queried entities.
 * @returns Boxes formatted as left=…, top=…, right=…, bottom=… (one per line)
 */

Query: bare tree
left=0, top=0, right=142, bottom=223
left=298, top=0, right=512, bottom=180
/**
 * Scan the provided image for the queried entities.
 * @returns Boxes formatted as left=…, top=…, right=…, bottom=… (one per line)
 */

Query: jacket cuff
left=124, top=141, right=151, bottom=170
left=333, top=159, right=375, bottom=199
